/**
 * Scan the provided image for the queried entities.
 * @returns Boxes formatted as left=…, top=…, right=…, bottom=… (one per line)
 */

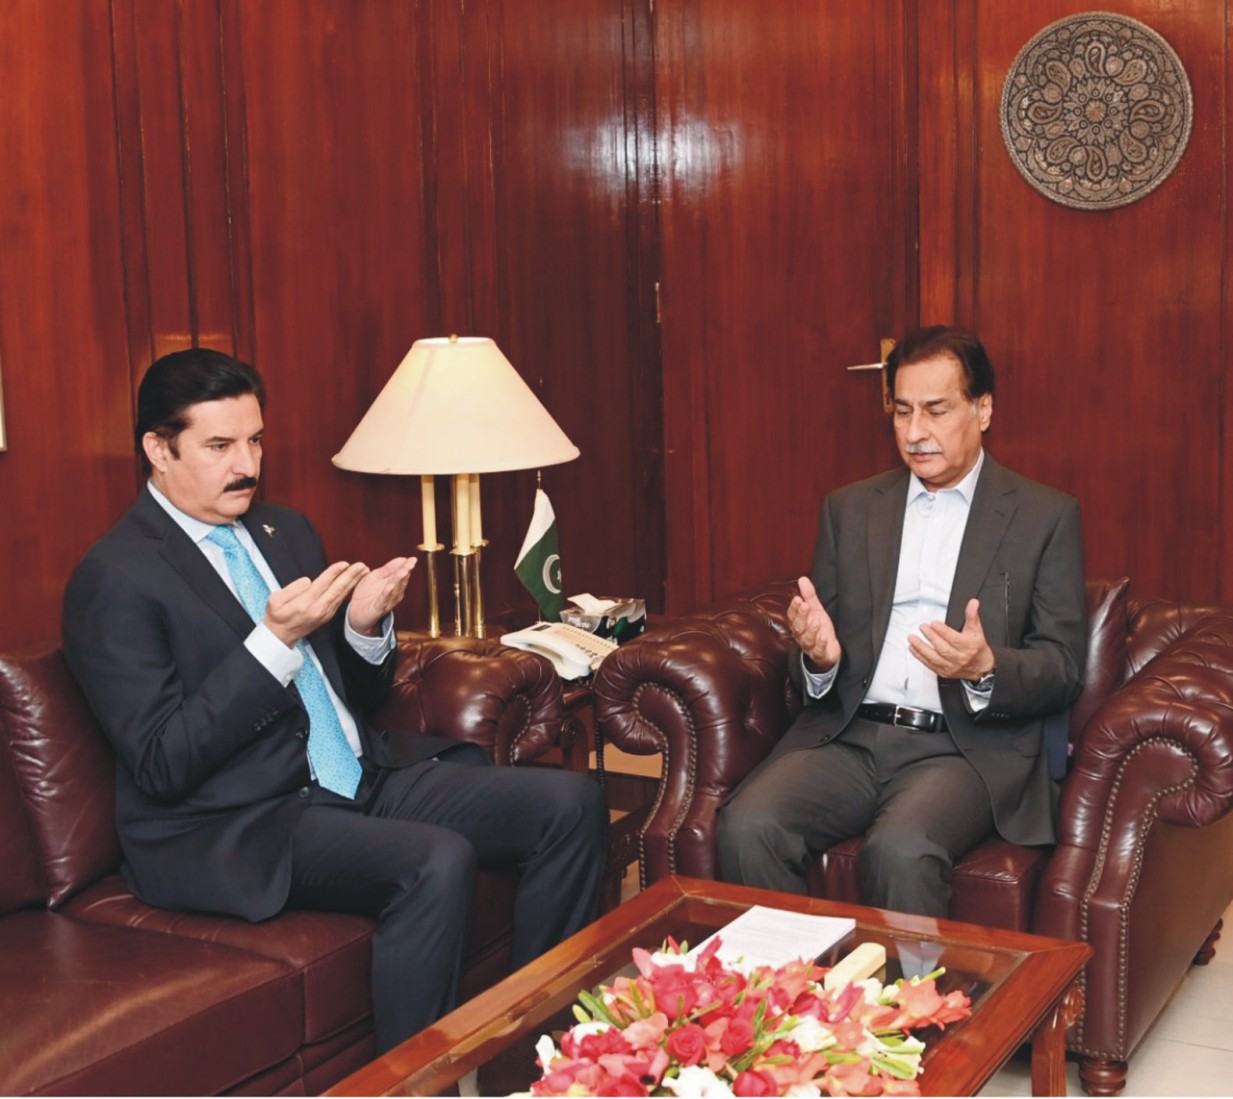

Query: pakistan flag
left=515, top=488, right=564, bottom=621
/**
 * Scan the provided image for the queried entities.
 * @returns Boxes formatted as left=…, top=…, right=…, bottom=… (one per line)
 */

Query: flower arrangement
left=530, top=937, right=971, bottom=1097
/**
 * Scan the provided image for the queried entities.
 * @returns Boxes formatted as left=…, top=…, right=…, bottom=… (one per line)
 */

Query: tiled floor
left=978, top=929, right=1233, bottom=1096
left=605, top=745, right=1233, bottom=1097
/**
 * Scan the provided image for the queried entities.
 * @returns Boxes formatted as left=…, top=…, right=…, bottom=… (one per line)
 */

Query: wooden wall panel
left=232, top=0, right=650, bottom=629
left=6, top=0, right=1231, bottom=652
left=482, top=0, right=654, bottom=614
left=656, top=0, right=913, bottom=611
left=919, top=1, right=1226, bottom=601
left=0, top=1, right=134, bottom=649
left=232, top=0, right=438, bottom=624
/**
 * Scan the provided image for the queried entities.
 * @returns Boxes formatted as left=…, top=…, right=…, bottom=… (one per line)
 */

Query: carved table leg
left=1079, top=1056, right=1128, bottom=1096
left=1031, top=981, right=1083, bottom=1096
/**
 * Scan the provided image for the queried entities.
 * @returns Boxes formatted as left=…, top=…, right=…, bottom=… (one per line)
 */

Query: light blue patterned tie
left=207, top=526, right=362, bottom=798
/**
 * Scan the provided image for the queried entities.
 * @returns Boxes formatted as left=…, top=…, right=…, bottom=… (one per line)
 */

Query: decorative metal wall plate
left=1000, top=12, right=1192, bottom=210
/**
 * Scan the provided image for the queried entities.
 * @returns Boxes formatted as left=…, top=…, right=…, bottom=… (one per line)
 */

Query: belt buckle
left=893, top=705, right=907, bottom=728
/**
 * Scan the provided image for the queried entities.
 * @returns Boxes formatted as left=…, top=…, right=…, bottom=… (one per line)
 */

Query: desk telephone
left=500, top=621, right=618, bottom=680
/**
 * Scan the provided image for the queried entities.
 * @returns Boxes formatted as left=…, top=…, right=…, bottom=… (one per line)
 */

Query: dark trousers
left=717, top=717, right=994, bottom=917
left=287, top=752, right=607, bottom=1052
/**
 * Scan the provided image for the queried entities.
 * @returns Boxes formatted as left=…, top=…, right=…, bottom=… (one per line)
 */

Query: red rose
left=651, top=970, right=699, bottom=1018
left=606, top=1074, right=651, bottom=1097
left=720, top=1016, right=756, bottom=1056
left=665, top=1022, right=708, bottom=1067
left=733, top=1069, right=779, bottom=1096
left=563, top=1027, right=632, bottom=1060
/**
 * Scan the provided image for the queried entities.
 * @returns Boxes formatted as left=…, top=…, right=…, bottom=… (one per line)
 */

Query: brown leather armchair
left=593, top=577, right=1233, bottom=1096
left=0, top=633, right=562, bottom=1096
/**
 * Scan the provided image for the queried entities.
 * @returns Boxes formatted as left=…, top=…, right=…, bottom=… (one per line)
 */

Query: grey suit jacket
left=770, top=453, right=1086, bottom=847
left=62, top=488, right=459, bottom=920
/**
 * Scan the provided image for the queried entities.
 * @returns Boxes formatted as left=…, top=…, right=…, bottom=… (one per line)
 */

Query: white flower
left=856, top=977, right=884, bottom=1004
left=649, top=948, right=700, bottom=971
left=534, top=1033, right=559, bottom=1070
left=660, top=1065, right=736, bottom=1098
left=784, top=1085, right=823, bottom=1098
left=781, top=1015, right=838, bottom=1053
left=568, top=1020, right=613, bottom=1041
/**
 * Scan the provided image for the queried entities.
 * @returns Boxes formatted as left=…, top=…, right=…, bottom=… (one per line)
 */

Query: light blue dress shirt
left=148, top=482, right=393, bottom=759
left=803, top=450, right=992, bottom=714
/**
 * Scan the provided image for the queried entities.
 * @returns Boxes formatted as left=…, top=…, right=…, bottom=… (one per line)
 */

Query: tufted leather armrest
left=1034, top=600, right=1233, bottom=1061
left=593, top=580, right=800, bottom=883
left=377, top=634, right=565, bottom=766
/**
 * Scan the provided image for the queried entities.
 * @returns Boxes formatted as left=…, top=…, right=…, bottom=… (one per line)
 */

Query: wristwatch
left=970, top=667, right=996, bottom=691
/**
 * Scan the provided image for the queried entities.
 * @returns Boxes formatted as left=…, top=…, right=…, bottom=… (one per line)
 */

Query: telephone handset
left=500, top=621, right=619, bottom=680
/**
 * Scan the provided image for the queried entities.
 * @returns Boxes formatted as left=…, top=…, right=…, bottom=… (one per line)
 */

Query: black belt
left=856, top=703, right=948, bottom=733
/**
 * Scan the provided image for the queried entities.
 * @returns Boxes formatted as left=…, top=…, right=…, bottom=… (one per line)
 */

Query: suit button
left=295, top=728, right=308, bottom=741
left=298, top=786, right=310, bottom=799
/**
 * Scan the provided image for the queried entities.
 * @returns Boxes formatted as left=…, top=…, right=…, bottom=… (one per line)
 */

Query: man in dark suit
left=63, top=348, right=606, bottom=1052
left=717, top=326, right=1086, bottom=917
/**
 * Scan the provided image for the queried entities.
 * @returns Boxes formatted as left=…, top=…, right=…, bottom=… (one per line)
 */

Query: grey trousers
left=716, top=717, right=994, bottom=917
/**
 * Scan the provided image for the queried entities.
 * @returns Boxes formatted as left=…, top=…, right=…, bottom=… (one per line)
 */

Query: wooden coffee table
left=328, top=876, right=1090, bottom=1097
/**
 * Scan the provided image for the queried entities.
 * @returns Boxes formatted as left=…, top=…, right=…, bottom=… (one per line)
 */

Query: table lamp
left=332, top=336, right=580, bottom=637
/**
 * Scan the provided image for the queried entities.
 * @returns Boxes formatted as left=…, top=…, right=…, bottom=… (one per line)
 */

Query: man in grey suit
left=63, top=348, right=606, bottom=1052
left=717, top=326, right=1086, bottom=917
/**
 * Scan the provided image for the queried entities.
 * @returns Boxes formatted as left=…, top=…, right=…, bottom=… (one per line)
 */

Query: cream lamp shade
left=331, top=336, right=579, bottom=475
left=331, top=335, right=578, bottom=639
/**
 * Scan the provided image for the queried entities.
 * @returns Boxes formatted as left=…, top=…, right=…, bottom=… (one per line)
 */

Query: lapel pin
left=262, top=524, right=277, bottom=537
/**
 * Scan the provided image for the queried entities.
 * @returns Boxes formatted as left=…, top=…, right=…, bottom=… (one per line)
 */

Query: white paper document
left=691, top=905, right=856, bottom=969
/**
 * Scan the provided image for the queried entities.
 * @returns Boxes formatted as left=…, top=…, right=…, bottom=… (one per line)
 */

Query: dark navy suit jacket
left=63, top=488, right=456, bottom=920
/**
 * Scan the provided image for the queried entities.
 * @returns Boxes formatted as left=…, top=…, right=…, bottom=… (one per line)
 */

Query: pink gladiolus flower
left=532, top=937, right=968, bottom=1098
left=623, top=1011, right=671, bottom=1051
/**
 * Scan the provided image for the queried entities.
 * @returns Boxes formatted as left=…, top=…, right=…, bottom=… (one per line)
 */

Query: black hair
left=135, top=348, right=266, bottom=473
left=885, top=326, right=995, bottom=401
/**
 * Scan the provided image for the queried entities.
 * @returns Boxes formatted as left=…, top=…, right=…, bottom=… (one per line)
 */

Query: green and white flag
left=515, top=488, right=564, bottom=621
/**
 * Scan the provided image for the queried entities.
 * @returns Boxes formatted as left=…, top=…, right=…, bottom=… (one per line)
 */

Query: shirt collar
left=147, top=480, right=239, bottom=545
left=906, top=447, right=985, bottom=507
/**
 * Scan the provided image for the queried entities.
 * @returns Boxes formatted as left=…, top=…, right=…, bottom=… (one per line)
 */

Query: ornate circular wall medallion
left=1000, top=12, right=1192, bottom=210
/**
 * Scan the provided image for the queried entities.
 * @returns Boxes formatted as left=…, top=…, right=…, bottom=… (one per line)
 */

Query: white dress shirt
left=148, top=482, right=393, bottom=759
left=803, top=451, right=992, bottom=713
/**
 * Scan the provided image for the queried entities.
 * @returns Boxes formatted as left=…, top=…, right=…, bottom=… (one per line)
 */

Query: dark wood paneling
left=4, top=0, right=1231, bottom=653
left=482, top=0, right=653, bottom=618
left=0, top=0, right=135, bottom=649
left=233, top=0, right=437, bottom=625
left=656, top=0, right=913, bottom=611
left=920, top=1, right=1225, bottom=602
left=232, top=0, right=650, bottom=631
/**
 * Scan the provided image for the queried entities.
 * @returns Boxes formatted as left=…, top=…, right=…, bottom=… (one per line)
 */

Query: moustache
left=904, top=442, right=943, bottom=455
left=225, top=477, right=259, bottom=492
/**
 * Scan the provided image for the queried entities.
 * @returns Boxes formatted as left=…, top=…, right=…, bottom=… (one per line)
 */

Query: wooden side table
left=559, top=682, right=653, bottom=913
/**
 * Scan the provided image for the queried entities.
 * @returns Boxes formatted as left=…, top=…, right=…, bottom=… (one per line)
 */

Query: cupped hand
left=788, top=575, right=842, bottom=672
left=264, top=561, right=370, bottom=646
left=347, top=556, right=417, bottom=636
left=909, top=597, right=996, bottom=681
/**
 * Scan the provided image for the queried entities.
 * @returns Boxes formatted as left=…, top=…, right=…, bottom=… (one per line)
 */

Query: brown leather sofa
left=0, top=633, right=563, bottom=1096
left=594, top=577, right=1233, bottom=1096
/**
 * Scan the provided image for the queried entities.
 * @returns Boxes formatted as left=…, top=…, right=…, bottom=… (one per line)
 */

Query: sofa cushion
left=0, top=645, right=119, bottom=908
left=819, top=836, right=1050, bottom=932
left=0, top=910, right=302, bottom=1096
left=65, top=875, right=375, bottom=1045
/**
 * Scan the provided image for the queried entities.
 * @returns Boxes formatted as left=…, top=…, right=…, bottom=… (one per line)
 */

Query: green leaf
left=577, top=988, right=621, bottom=1028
